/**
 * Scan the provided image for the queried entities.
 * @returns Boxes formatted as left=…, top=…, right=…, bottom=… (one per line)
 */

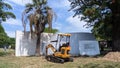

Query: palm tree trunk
left=35, top=33, right=41, bottom=56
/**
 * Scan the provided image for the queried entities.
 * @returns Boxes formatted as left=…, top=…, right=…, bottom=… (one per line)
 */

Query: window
left=61, top=49, right=65, bottom=54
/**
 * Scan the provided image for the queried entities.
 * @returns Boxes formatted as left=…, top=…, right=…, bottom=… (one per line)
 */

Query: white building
left=70, top=32, right=100, bottom=56
left=15, top=31, right=100, bottom=56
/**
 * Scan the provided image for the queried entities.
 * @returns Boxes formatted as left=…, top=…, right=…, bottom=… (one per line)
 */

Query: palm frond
left=0, top=1, right=12, bottom=10
left=25, top=3, right=34, bottom=13
left=46, top=7, right=57, bottom=32
left=32, top=0, right=38, bottom=5
left=5, top=12, right=16, bottom=19
left=22, top=11, right=27, bottom=33
left=42, top=0, right=47, bottom=4
left=0, top=1, right=15, bottom=23
left=28, top=14, right=35, bottom=35
left=25, top=3, right=34, bottom=8
left=25, top=7, right=33, bottom=13
left=47, top=9, right=53, bottom=29
left=1, top=12, right=16, bottom=21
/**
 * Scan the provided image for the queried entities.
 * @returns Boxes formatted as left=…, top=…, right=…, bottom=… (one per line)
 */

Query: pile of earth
left=103, top=52, right=120, bottom=62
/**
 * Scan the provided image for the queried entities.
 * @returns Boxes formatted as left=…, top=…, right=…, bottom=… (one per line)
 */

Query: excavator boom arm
left=46, top=44, right=56, bottom=55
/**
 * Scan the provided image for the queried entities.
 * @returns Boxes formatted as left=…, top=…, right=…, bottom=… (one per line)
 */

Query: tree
left=0, top=0, right=16, bottom=47
left=0, top=24, right=8, bottom=47
left=8, top=38, right=15, bottom=49
left=68, top=0, right=120, bottom=51
left=111, top=0, right=120, bottom=51
left=0, top=24, right=12, bottom=48
left=22, top=0, right=55, bottom=56
left=68, top=0, right=112, bottom=40
left=91, top=18, right=112, bottom=41
left=0, top=0, right=16, bottom=23
left=44, top=27, right=58, bottom=33
left=0, top=24, right=15, bottom=48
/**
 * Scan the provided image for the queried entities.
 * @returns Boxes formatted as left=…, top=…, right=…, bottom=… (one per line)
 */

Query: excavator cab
left=45, top=33, right=73, bottom=63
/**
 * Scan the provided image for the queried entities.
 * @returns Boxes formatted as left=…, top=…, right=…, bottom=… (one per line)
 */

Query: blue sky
left=2, top=0, right=92, bottom=38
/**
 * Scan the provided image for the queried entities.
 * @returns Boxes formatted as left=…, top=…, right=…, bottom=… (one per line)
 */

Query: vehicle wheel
left=60, top=59, right=64, bottom=64
left=46, top=56, right=51, bottom=61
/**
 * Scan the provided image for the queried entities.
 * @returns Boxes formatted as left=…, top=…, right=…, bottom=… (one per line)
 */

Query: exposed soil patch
left=103, top=52, right=120, bottom=62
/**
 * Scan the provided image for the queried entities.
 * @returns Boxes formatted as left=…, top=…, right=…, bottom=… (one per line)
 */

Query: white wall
left=15, top=31, right=36, bottom=56
left=15, top=31, right=57, bottom=56
left=79, top=41, right=100, bottom=56
left=15, top=31, right=100, bottom=56
left=70, top=32, right=98, bottom=56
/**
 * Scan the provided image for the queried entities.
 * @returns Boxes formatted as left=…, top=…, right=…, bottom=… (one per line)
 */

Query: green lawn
left=0, top=48, right=120, bottom=68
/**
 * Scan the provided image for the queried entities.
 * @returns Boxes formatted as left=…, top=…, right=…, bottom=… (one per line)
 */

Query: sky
left=2, top=0, right=92, bottom=38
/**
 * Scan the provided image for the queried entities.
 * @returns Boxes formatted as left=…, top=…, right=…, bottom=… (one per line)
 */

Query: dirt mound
left=104, top=52, right=120, bottom=62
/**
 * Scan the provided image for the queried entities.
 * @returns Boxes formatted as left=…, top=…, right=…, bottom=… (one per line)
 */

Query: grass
left=0, top=48, right=19, bottom=68
left=0, top=48, right=120, bottom=68
left=80, top=61, right=120, bottom=68
left=0, top=48, right=14, bottom=56
left=0, top=60, right=19, bottom=68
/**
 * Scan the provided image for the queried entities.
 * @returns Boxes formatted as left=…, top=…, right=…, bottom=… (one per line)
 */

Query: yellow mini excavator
left=45, top=33, right=73, bottom=63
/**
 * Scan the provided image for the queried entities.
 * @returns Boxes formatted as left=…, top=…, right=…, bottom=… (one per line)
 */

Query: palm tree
left=0, top=0, right=16, bottom=24
left=22, top=0, right=55, bottom=56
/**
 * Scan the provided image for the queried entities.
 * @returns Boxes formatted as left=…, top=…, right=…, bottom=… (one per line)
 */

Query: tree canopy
left=0, top=24, right=8, bottom=46
left=0, top=0, right=16, bottom=23
left=0, top=0, right=16, bottom=48
left=22, top=0, right=55, bottom=34
left=44, top=27, right=58, bottom=33
left=68, top=0, right=112, bottom=40
left=0, top=24, right=15, bottom=48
